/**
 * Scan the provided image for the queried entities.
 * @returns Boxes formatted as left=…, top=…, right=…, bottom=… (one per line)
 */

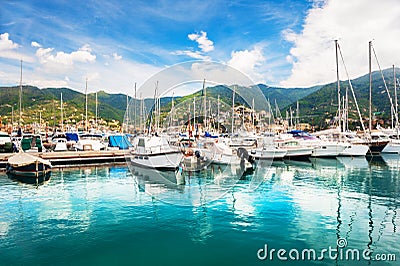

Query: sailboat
left=129, top=82, right=183, bottom=170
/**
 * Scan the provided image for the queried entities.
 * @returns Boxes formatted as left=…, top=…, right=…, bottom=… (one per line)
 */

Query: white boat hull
left=284, top=147, right=313, bottom=158
left=339, top=144, right=369, bottom=156
left=382, top=141, right=400, bottom=154
left=310, top=143, right=346, bottom=157
left=130, top=151, right=183, bottom=170
left=250, top=148, right=287, bottom=159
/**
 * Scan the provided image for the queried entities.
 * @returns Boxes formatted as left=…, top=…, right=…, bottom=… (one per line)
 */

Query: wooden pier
left=0, top=150, right=129, bottom=170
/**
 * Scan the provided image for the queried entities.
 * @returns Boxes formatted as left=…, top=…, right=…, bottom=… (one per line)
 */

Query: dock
left=0, top=150, right=129, bottom=170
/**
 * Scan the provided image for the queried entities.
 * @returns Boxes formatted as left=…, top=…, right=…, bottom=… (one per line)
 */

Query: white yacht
left=313, top=129, right=369, bottom=156
left=287, top=130, right=346, bottom=157
left=371, top=130, right=400, bottom=154
left=130, top=135, right=183, bottom=170
left=51, top=133, right=68, bottom=152
left=274, top=134, right=313, bottom=159
left=75, top=134, right=106, bottom=151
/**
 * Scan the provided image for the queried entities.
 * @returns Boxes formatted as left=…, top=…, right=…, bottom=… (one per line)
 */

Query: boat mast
left=61, top=92, right=64, bottom=132
left=203, top=79, right=207, bottom=130
left=193, top=96, right=196, bottom=133
left=394, top=65, right=399, bottom=135
left=124, top=93, right=128, bottom=134
left=95, top=91, right=98, bottom=130
left=369, top=41, right=372, bottom=132
left=139, top=93, right=143, bottom=133
left=170, top=92, right=175, bottom=128
left=231, top=85, right=236, bottom=134
left=134, top=82, right=137, bottom=131
left=335, top=40, right=341, bottom=132
left=217, top=94, right=220, bottom=133
left=296, top=100, right=299, bottom=128
left=252, top=98, right=255, bottom=132
left=19, top=59, right=22, bottom=128
left=85, top=78, right=88, bottom=132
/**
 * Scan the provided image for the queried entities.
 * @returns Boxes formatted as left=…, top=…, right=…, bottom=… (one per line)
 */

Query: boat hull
left=310, top=144, right=346, bottom=157
left=250, top=148, right=287, bottom=160
left=129, top=151, right=183, bottom=170
left=338, top=145, right=369, bottom=156
left=382, top=141, right=400, bottom=154
left=284, top=148, right=313, bottom=160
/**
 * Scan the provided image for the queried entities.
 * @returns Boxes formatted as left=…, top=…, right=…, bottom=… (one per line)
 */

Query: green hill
left=286, top=68, right=400, bottom=129
left=1, top=67, right=398, bottom=130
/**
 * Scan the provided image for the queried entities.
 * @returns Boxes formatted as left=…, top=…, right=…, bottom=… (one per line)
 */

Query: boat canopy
left=66, top=133, right=79, bottom=142
left=8, top=152, right=51, bottom=168
left=108, top=135, right=133, bottom=149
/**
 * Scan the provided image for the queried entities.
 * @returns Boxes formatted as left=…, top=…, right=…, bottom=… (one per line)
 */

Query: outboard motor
left=237, top=147, right=249, bottom=161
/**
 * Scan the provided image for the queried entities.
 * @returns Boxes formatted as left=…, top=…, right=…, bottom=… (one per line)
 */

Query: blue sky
left=1, top=0, right=400, bottom=97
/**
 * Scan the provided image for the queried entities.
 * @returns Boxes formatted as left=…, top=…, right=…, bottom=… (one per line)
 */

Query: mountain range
left=0, top=67, right=398, bottom=130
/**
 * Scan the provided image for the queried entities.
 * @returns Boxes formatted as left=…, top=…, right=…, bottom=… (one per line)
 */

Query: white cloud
left=227, top=46, right=266, bottom=83
left=0, top=32, right=35, bottom=62
left=0, top=33, right=19, bottom=51
left=35, top=44, right=96, bottom=66
left=188, top=31, right=214, bottom=53
left=281, top=0, right=400, bottom=87
left=174, top=31, right=215, bottom=60
left=0, top=32, right=32, bottom=62
left=112, top=52, right=122, bottom=60
left=171, top=50, right=211, bottom=60
left=31, top=41, right=41, bottom=48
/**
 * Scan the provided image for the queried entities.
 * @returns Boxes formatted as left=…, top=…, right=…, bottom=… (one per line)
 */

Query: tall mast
left=139, top=93, right=143, bottom=133
left=369, top=41, right=372, bottom=131
left=125, top=93, right=129, bottom=134
left=335, top=40, right=341, bottom=132
left=217, top=94, right=220, bottom=133
left=296, top=100, right=299, bottom=128
left=19, top=59, right=22, bottom=127
left=134, top=82, right=137, bottom=131
left=394, top=65, right=399, bottom=135
left=61, top=92, right=64, bottom=132
left=157, top=81, right=160, bottom=132
left=231, top=85, right=236, bottom=134
left=85, top=78, right=88, bottom=132
left=95, top=91, right=98, bottom=130
left=193, top=96, right=196, bottom=134
left=203, top=79, right=207, bottom=129
left=252, top=98, right=255, bottom=132
left=170, top=92, right=175, bottom=128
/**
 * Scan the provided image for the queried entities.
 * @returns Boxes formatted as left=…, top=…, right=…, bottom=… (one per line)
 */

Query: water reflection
left=0, top=158, right=399, bottom=265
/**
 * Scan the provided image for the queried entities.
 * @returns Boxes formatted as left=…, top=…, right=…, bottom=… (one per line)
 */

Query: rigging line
left=371, top=44, right=397, bottom=127
left=337, top=43, right=367, bottom=133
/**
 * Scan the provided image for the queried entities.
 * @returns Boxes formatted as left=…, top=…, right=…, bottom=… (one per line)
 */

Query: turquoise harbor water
left=0, top=155, right=400, bottom=266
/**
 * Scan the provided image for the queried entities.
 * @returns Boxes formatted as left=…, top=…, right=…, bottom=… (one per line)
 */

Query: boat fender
left=195, top=150, right=201, bottom=158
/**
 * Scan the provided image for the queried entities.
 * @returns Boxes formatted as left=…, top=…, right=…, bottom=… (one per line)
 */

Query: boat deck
left=0, top=150, right=129, bottom=170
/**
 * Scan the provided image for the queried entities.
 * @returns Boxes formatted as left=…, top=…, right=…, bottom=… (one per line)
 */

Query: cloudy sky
left=1, top=0, right=400, bottom=97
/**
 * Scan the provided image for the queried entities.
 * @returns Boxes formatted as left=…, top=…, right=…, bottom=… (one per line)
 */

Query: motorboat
left=0, top=132, right=13, bottom=153
left=6, top=152, right=52, bottom=183
left=250, top=147, right=287, bottom=160
left=51, top=133, right=68, bottom=152
left=288, top=130, right=346, bottom=157
left=130, top=135, right=183, bottom=170
left=75, top=134, right=106, bottom=151
left=274, top=134, right=313, bottom=159
left=20, top=134, right=43, bottom=153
